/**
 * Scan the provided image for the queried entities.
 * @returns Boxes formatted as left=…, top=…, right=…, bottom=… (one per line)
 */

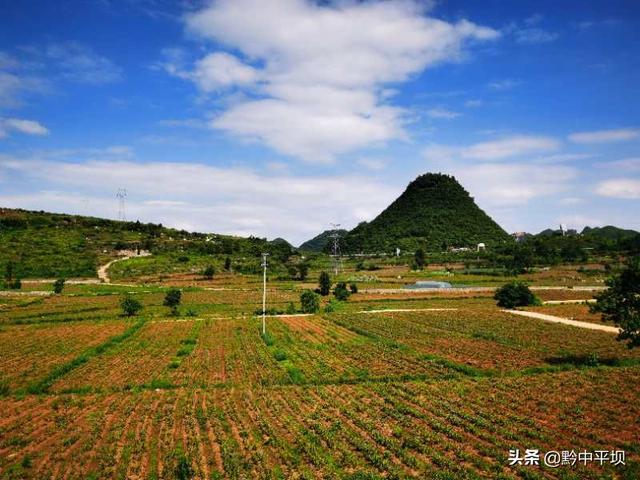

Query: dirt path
left=502, top=309, right=619, bottom=333
left=97, top=251, right=150, bottom=283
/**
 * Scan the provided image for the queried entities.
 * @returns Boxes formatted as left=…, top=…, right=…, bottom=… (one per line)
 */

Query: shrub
left=273, top=349, right=288, bottom=361
left=349, top=282, right=358, bottom=294
left=333, top=282, right=351, bottom=301
left=164, top=288, right=182, bottom=315
left=300, top=290, right=320, bottom=313
left=414, top=249, right=426, bottom=269
left=53, top=278, right=66, bottom=294
left=203, top=265, right=215, bottom=280
left=224, top=257, right=232, bottom=271
left=494, top=282, right=540, bottom=308
left=318, top=271, right=331, bottom=296
left=324, top=298, right=341, bottom=313
left=286, top=302, right=297, bottom=314
left=120, top=296, right=143, bottom=317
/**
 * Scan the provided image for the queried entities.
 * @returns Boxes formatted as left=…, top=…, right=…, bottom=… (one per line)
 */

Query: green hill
left=299, top=229, right=348, bottom=252
left=341, top=173, right=511, bottom=253
left=0, top=208, right=291, bottom=279
left=581, top=225, right=639, bottom=241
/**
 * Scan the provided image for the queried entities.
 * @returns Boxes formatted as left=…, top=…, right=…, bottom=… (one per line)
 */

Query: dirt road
left=97, top=251, right=150, bottom=283
left=502, top=309, right=619, bottom=333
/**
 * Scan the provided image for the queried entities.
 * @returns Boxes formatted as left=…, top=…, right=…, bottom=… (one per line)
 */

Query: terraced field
left=0, top=267, right=638, bottom=479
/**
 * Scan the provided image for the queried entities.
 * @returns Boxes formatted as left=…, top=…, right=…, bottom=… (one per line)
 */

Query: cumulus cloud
left=569, top=128, right=640, bottom=144
left=0, top=155, right=399, bottom=243
left=167, top=0, right=500, bottom=162
left=595, top=179, right=640, bottom=199
left=0, top=118, right=49, bottom=138
left=191, top=52, right=259, bottom=92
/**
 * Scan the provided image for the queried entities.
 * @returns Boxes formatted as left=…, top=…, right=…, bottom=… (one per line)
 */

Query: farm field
left=1, top=265, right=639, bottom=479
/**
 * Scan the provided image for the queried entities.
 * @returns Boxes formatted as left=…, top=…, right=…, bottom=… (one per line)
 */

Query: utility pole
left=329, top=223, right=341, bottom=276
left=261, top=252, right=269, bottom=336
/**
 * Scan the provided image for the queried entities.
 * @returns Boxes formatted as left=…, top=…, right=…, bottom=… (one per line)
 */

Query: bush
left=414, top=249, right=426, bottom=269
left=318, top=271, right=331, bottom=296
left=349, top=283, right=358, bottom=294
left=164, top=288, right=182, bottom=315
left=333, top=282, right=351, bottom=301
left=224, top=257, right=232, bottom=271
left=53, top=278, right=66, bottom=294
left=120, top=296, right=143, bottom=316
left=286, top=302, right=297, bottom=314
left=300, top=290, right=320, bottom=313
left=203, top=265, right=215, bottom=280
left=494, top=282, right=540, bottom=308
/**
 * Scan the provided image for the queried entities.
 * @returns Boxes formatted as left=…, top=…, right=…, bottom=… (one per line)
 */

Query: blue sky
left=1, top=0, right=639, bottom=245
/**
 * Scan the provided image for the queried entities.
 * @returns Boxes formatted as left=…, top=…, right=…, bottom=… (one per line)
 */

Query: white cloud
left=424, top=135, right=560, bottom=162
left=0, top=118, right=49, bottom=138
left=487, top=78, right=519, bottom=90
left=514, top=28, right=558, bottom=44
left=426, top=107, right=461, bottom=119
left=45, top=43, right=123, bottom=84
left=464, top=99, right=483, bottom=108
left=602, top=158, right=640, bottom=171
left=191, top=52, right=259, bottom=92
left=595, top=179, right=640, bottom=199
left=170, top=0, right=500, bottom=162
left=569, top=128, right=640, bottom=144
left=0, top=156, right=399, bottom=243
left=357, top=157, right=388, bottom=171
left=449, top=163, right=576, bottom=206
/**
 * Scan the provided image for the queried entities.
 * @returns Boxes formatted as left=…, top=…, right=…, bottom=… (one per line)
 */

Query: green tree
left=298, top=263, right=309, bottom=281
left=53, top=278, right=66, bottom=294
left=333, top=282, right=351, bottom=301
left=203, top=265, right=215, bottom=280
left=494, top=282, right=540, bottom=308
left=164, top=288, right=182, bottom=315
left=414, top=249, right=426, bottom=269
left=120, top=296, right=143, bottom=316
left=591, top=256, right=640, bottom=348
left=318, top=271, right=331, bottom=296
left=349, top=282, right=358, bottom=294
left=224, top=257, right=232, bottom=271
left=300, top=290, right=320, bottom=313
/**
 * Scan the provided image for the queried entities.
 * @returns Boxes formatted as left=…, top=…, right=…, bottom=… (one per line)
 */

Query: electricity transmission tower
left=261, top=252, right=269, bottom=336
left=329, top=223, right=342, bottom=276
left=116, top=188, right=127, bottom=221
